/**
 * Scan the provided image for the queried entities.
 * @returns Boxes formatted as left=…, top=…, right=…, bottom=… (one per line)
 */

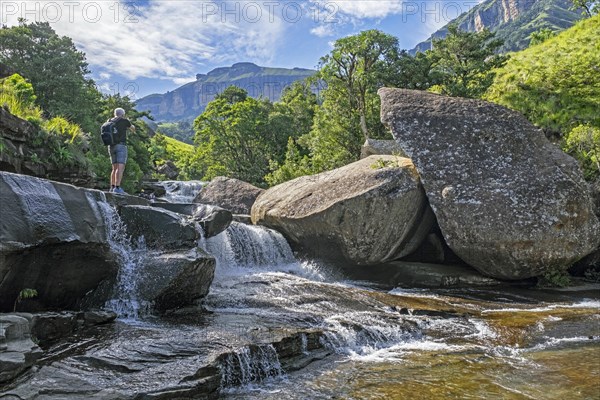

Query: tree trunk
left=359, top=113, right=369, bottom=140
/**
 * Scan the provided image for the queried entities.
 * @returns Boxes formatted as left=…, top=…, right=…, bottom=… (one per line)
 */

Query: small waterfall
left=203, top=222, right=296, bottom=269
left=320, top=312, right=419, bottom=357
left=159, top=180, right=204, bottom=203
left=98, top=202, right=152, bottom=320
left=201, top=221, right=328, bottom=281
left=220, top=344, right=284, bottom=388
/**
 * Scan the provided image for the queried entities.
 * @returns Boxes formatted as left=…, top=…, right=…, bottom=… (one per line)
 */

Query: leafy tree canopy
left=0, top=19, right=100, bottom=130
left=428, top=24, right=507, bottom=98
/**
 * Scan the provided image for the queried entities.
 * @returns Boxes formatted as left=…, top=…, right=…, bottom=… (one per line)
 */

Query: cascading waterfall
left=220, top=345, right=284, bottom=388
left=320, top=312, right=420, bottom=357
left=201, top=222, right=326, bottom=282
left=159, top=180, right=204, bottom=203
left=98, top=201, right=151, bottom=320
left=203, top=222, right=295, bottom=269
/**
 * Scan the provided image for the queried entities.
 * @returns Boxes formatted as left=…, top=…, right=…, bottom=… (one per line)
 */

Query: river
left=3, top=218, right=599, bottom=399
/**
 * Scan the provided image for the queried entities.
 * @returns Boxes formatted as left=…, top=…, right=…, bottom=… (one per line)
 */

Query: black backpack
left=100, top=117, right=120, bottom=145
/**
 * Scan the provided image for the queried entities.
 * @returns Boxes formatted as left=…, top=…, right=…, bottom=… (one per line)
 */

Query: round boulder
left=251, top=155, right=434, bottom=265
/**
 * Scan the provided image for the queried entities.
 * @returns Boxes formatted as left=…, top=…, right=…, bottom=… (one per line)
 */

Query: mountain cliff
left=136, top=62, right=315, bottom=122
left=411, top=0, right=582, bottom=53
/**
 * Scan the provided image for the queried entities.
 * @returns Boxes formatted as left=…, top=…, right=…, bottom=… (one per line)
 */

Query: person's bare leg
left=115, top=163, right=125, bottom=187
left=110, top=164, right=118, bottom=187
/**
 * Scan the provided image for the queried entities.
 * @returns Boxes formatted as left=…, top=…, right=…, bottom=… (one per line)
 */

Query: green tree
left=0, top=19, right=101, bottom=130
left=276, top=30, right=403, bottom=179
left=216, top=85, right=248, bottom=103
left=318, top=29, right=402, bottom=140
left=265, top=82, right=318, bottom=185
left=529, top=28, right=557, bottom=46
left=428, top=25, right=507, bottom=98
left=569, top=0, right=598, bottom=17
left=392, top=51, right=437, bottom=90
left=194, top=87, right=291, bottom=186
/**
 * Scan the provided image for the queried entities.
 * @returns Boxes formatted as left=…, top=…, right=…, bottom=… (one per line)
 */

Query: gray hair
left=114, top=108, right=125, bottom=117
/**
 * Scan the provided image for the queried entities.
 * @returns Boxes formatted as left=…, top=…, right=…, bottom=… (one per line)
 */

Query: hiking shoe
left=114, top=187, right=127, bottom=194
left=108, top=187, right=114, bottom=193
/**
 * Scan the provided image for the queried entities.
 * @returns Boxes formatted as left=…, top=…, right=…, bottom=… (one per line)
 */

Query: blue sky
left=2, top=1, right=481, bottom=98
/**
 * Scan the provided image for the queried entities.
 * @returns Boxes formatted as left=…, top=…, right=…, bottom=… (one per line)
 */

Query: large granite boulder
left=251, top=155, right=434, bottom=265
left=0, top=172, right=118, bottom=311
left=0, top=314, right=42, bottom=383
left=194, top=176, right=264, bottom=215
left=379, top=88, right=600, bottom=280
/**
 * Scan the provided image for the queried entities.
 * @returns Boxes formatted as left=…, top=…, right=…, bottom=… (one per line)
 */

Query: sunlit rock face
left=252, top=155, right=434, bottom=266
left=379, top=88, right=600, bottom=280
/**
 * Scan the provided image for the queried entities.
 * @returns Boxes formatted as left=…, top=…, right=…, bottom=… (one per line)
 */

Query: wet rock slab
left=0, top=314, right=42, bottom=383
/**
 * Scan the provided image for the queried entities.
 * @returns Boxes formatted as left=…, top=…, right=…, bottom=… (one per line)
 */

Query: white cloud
left=333, top=0, right=404, bottom=19
left=310, top=24, right=335, bottom=37
left=309, top=0, right=404, bottom=21
left=1, top=1, right=287, bottom=85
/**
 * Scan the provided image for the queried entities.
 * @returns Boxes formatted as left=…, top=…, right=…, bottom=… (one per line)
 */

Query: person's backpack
left=100, top=117, right=120, bottom=145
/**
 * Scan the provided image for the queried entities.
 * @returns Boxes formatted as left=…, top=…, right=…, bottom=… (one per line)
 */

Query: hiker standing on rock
left=107, top=107, right=135, bottom=194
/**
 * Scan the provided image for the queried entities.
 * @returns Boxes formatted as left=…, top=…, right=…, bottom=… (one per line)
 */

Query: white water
left=220, top=344, right=284, bottom=388
left=159, top=180, right=204, bottom=203
left=201, top=222, right=327, bottom=282
left=98, top=202, right=152, bottom=320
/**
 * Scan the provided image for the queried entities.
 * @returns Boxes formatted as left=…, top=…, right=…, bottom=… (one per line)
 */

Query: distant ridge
left=135, top=62, right=316, bottom=122
left=410, top=0, right=582, bottom=54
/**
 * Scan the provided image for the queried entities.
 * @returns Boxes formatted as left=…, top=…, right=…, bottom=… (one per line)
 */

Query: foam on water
left=98, top=202, right=152, bottom=320
left=159, top=180, right=204, bottom=203
left=201, top=222, right=327, bottom=282
left=348, top=340, right=475, bottom=362
left=529, top=336, right=600, bottom=351
left=482, top=299, right=600, bottom=314
left=220, top=344, right=284, bottom=388
left=320, top=311, right=419, bottom=357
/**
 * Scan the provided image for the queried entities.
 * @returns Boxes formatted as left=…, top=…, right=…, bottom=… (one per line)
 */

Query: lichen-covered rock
left=194, top=176, right=264, bottom=214
left=0, top=107, right=95, bottom=187
left=379, top=88, right=600, bottom=280
left=251, top=155, right=434, bottom=265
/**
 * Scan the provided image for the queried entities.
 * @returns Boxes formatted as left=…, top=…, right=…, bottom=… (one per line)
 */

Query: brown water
left=221, top=284, right=600, bottom=400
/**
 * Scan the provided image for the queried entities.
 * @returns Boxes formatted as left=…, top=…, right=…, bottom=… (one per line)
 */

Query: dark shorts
left=108, top=144, right=128, bottom=164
